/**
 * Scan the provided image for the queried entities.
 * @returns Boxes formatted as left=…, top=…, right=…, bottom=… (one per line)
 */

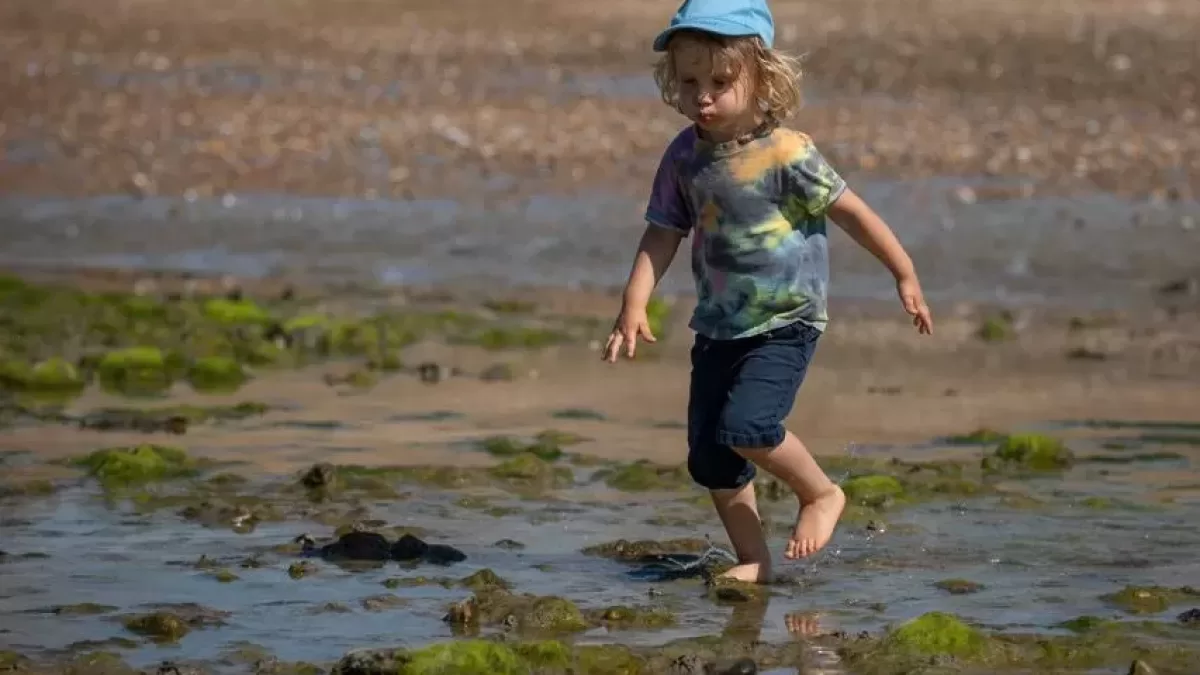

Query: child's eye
left=681, top=78, right=697, bottom=86
left=712, top=78, right=727, bottom=88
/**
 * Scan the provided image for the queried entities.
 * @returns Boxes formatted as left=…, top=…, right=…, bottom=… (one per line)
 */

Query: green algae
left=942, top=428, right=1008, bottom=445
left=402, top=640, right=526, bottom=674
left=123, top=611, right=190, bottom=642
left=581, top=537, right=709, bottom=562
left=592, top=605, right=676, bottom=629
left=187, top=355, right=249, bottom=393
left=934, top=578, right=985, bottom=595
left=885, top=612, right=987, bottom=657
left=596, top=459, right=690, bottom=492
left=72, top=444, right=197, bottom=487
left=459, top=569, right=511, bottom=592
left=97, top=347, right=180, bottom=396
left=987, top=433, right=1075, bottom=471
left=479, top=436, right=564, bottom=462
left=488, top=453, right=574, bottom=492
left=842, top=475, right=905, bottom=507
left=1102, top=585, right=1200, bottom=615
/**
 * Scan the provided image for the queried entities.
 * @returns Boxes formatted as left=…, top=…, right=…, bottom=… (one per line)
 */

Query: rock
left=72, top=444, right=196, bottom=487
left=417, top=362, right=448, bottom=384
left=96, top=346, right=177, bottom=396
left=424, top=543, right=467, bottom=565
left=320, top=531, right=392, bottom=561
left=986, top=434, right=1074, bottom=471
left=493, top=539, right=525, bottom=550
left=710, top=658, right=758, bottom=675
left=883, top=612, right=987, bottom=658
left=480, top=363, right=516, bottom=381
left=187, top=356, right=248, bottom=393
left=388, top=533, right=466, bottom=565
left=1129, top=660, right=1160, bottom=675
left=934, top=578, right=985, bottom=595
left=300, top=463, right=336, bottom=489
left=841, top=475, right=905, bottom=507
left=1178, top=607, right=1200, bottom=624
left=360, top=594, right=408, bottom=611
left=391, top=533, right=429, bottom=561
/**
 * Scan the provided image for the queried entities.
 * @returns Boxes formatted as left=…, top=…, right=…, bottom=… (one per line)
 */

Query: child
left=603, top=0, right=933, bottom=583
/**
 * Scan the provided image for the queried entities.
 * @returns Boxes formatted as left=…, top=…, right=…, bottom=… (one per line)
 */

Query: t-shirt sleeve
left=783, top=137, right=847, bottom=217
left=644, top=147, right=693, bottom=235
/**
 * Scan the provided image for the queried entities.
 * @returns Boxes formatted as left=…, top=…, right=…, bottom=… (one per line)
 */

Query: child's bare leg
left=709, top=483, right=773, bottom=582
left=736, top=431, right=845, bottom=559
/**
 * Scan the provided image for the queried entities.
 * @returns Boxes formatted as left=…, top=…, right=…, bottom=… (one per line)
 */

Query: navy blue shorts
left=686, top=320, right=821, bottom=491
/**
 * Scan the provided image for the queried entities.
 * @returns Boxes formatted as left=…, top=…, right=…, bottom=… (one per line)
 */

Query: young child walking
left=603, top=0, right=934, bottom=583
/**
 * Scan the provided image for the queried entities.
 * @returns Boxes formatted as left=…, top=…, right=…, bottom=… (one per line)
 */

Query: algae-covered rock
left=884, top=612, right=987, bottom=658
left=934, top=578, right=985, bottom=595
left=459, top=568, right=511, bottom=592
left=1102, top=585, right=1200, bottom=615
left=488, top=453, right=573, bottom=491
left=841, top=475, right=905, bottom=507
left=187, top=356, right=248, bottom=393
left=581, top=538, right=709, bottom=562
left=597, top=460, right=690, bottom=491
left=20, top=357, right=87, bottom=396
left=73, top=444, right=196, bottom=486
left=203, top=298, right=271, bottom=325
left=592, top=605, right=676, bottom=629
left=97, top=347, right=179, bottom=396
left=942, top=428, right=1008, bottom=444
left=518, top=596, right=589, bottom=634
left=0, top=650, right=30, bottom=670
left=123, top=611, right=190, bottom=642
left=988, top=434, right=1074, bottom=471
left=480, top=436, right=564, bottom=462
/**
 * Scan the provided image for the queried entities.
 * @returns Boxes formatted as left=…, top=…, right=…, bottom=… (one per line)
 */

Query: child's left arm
left=828, top=189, right=933, bottom=335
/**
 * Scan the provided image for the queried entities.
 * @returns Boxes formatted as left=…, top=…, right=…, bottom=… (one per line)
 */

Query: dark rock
left=710, top=658, right=758, bottom=675
left=493, top=538, right=525, bottom=550
left=390, top=534, right=429, bottom=561
left=321, top=532, right=392, bottom=561
left=331, top=649, right=407, bottom=675
left=1178, top=607, right=1200, bottom=624
left=668, top=654, right=707, bottom=675
left=417, top=362, right=448, bottom=384
left=301, top=463, right=336, bottom=489
left=480, top=363, right=516, bottom=381
left=423, top=543, right=467, bottom=565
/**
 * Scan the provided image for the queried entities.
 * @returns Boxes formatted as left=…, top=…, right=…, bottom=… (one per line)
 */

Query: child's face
left=671, top=36, right=757, bottom=140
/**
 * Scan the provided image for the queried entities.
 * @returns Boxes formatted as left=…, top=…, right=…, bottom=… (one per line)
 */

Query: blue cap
left=652, top=0, right=775, bottom=52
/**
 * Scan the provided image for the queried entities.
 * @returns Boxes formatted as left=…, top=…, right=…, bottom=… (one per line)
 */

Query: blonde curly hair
left=653, top=30, right=804, bottom=123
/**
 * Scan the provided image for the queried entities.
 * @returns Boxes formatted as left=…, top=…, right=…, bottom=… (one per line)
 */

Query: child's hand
left=603, top=306, right=657, bottom=362
left=897, top=275, right=933, bottom=335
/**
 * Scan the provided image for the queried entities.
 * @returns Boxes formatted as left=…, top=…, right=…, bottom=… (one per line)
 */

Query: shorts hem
left=717, top=428, right=785, bottom=449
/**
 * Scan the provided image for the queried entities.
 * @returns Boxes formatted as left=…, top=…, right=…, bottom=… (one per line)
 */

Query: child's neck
left=697, top=113, right=770, bottom=145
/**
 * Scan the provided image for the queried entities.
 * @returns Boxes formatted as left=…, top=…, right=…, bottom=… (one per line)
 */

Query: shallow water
left=2, top=420, right=1198, bottom=673
left=0, top=179, right=1196, bottom=311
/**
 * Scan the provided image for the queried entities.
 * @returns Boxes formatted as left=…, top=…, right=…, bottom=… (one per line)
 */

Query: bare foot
left=785, top=611, right=823, bottom=637
left=718, top=562, right=774, bottom=583
left=785, top=486, right=846, bottom=559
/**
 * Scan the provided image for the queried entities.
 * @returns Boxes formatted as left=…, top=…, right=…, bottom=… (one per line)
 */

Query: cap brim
left=652, top=18, right=762, bottom=52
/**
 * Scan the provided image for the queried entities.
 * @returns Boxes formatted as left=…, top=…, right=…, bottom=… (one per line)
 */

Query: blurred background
left=2, top=0, right=1197, bottom=310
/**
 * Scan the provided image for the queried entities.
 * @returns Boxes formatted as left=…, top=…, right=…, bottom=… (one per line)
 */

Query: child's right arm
left=603, top=224, right=685, bottom=362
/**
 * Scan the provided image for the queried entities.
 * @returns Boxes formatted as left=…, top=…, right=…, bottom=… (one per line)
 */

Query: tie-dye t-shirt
left=645, top=125, right=846, bottom=340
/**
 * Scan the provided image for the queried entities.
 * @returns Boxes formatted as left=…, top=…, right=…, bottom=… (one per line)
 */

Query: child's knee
left=687, top=442, right=756, bottom=490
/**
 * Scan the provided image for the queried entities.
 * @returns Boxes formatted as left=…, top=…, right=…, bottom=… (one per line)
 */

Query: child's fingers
left=638, top=321, right=657, bottom=343
left=624, top=329, right=639, bottom=358
left=603, top=333, right=623, bottom=362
